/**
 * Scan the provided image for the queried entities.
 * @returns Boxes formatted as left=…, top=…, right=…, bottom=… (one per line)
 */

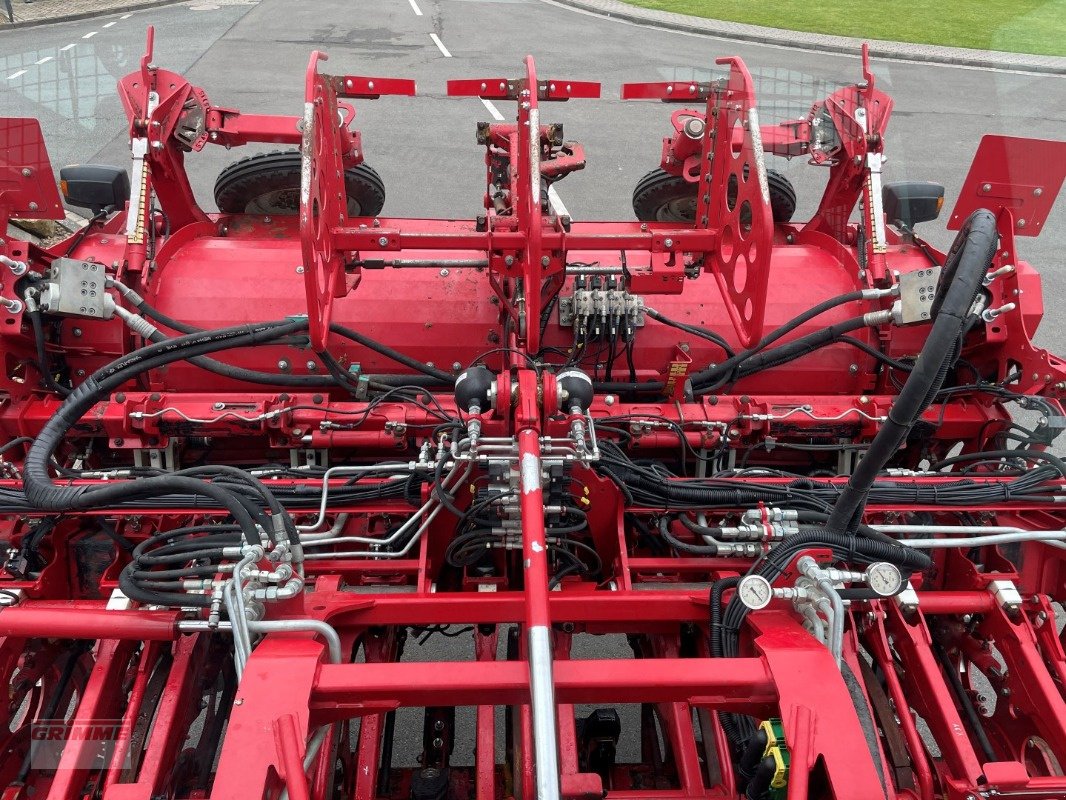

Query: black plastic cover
left=58, top=164, right=130, bottom=214
left=883, top=181, right=945, bottom=229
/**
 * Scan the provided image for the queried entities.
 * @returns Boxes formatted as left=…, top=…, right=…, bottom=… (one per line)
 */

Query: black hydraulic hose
left=709, top=576, right=741, bottom=658
left=23, top=320, right=306, bottom=526
left=930, top=448, right=1066, bottom=478
left=644, top=307, right=735, bottom=357
left=119, top=561, right=212, bottom=607
left=658, top=516, right=719, bottom=554
left=330, top=323, right=452, bottom=382
left=827, top=210, right=998, bottom=533
left=745, top=756, right=776, bottom=800
left=595, top=290, right=877, bottom=396
left=0, top=437, right=33, bottom=456
left=761, top=528, right=931, bottom=575
left=793, top=510, right=903, bottom=549
left=836, top=334, right=913, bottom=372
left=737, top=727, right=769, bottom=788
left=17, top=641, right=89, bottom=781
left=730, top=316, right=870, bottom=379
left=28, top=309, right=71, bottom=397
left=680, top=513, right=725, bottom=538
left=718, top=528, right=932, bottom=659
left=690, top=289, right=870, bottom=389
left=124, top=290, right=451, bottom=382
left=932, top=641, right=997, bottom=763
left=708, top=576, right=751, bottom=754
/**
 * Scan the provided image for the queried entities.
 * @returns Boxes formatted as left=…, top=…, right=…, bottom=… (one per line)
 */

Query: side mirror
left=59, top=165, right=130, bottom=214
left=883, top=181, right=945, bottom=229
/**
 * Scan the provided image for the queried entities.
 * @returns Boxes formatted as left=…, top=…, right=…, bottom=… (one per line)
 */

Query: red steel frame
left=0, top=26, right=1064, bottom=800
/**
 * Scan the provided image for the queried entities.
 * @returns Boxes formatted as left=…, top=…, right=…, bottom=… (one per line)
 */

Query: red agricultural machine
left=1, top=24, right=1066, bottom=800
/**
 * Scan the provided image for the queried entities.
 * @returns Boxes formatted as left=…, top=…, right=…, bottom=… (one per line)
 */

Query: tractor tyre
left=213, top=150, right=386, bottom=217
left=632, top=167, right=797, bottom=224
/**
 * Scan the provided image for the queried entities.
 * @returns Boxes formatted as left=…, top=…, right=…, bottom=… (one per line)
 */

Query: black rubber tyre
left=632, top=167, right=797, bottom=224
left=213, top=150, right=386, bottom=217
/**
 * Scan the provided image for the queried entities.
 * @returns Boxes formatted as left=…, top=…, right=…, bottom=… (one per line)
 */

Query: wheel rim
left=655, top=196, right=697, bottom=223
left=241, top=188, right=363, bottom=216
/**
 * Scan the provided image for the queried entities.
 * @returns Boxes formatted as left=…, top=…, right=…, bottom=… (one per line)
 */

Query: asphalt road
left=2, top=0, right=1065, bottom=769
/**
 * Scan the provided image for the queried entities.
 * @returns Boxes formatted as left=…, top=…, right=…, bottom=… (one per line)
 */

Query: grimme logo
left=29, top=720, right=129, bottom=769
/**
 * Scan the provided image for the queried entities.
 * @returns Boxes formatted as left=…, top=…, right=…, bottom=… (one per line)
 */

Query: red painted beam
left=312, top=657, right=775, bottom=710
left=322, top=590, right=709, bottom=627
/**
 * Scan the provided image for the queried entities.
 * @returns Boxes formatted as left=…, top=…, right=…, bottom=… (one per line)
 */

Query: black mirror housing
left=882, top=181, right=945, bottom=229
left=59, top=164, right=130, bottom=214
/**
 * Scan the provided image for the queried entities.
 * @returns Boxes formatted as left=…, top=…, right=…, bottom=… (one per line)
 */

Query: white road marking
left=480, top=98, right=505, bottom=121
left=121, top=13, right=132, bottom=18
left=82, top=31, right=97, bottom=39
left=7, top=69, right=26, bottom=80
left=60, top=43, right=78, bottom=51
left=35, top=56, right=53, bottom=65
left=102, top=21, right=117, bottom=28
left=407, top=0, right=423, bottom=15
left=547, top=185, right=570, bottom=218
left=429, top=33, right=452, bottom=57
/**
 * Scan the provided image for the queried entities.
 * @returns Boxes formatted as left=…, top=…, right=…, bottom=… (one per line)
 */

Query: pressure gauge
left=866, top=562, right=903, bottom=597
left=737, top=575, right=774, bottom=610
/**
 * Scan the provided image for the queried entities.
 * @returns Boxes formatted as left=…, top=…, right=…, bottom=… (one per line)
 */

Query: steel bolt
left=28, top=202, right=37, bottom=212
left=306, top=360, right=317, bottom=371
left=72, top=327, right=82, bottom=337
left=981, top=184, right=991, bottom=192
left=296, top=265, right=304, bottom=274
left=849, top=364, right=859, bottom=374
left=452, top=361, right=461, bottom=372
left=21, top=168, right=31, bottom=178
left=378, top=236, right=389, bottom=247
left=278, top=359, right=290, bottom=371
left=440, top=268, right=449, bottom=277
left=663, top=238, right=674, bottom=248
left=604, top=394, right=615, bottom=406
left=541, top=256, right=550, bottom=267
left=213, top=402, right=225, bottom=410
left=505, top=256, right=515, bottom=266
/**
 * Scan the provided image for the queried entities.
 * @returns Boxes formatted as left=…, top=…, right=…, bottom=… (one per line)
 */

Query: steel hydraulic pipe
left=0, top=606, right=180, bottom=640
left=517, top=427, right=562, bottom=800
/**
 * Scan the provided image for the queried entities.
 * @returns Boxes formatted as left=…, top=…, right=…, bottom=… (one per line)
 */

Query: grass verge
left=620, top=0, right=1066, bottom=56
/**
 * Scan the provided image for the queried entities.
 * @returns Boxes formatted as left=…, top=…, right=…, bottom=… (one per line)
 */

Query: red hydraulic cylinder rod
left=0, top=606, right=180, bottom=640
left=916, top=591, right=996, bottom=615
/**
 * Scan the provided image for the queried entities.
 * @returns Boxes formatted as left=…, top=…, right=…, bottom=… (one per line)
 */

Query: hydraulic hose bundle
left=827, top=209, right=999, bottom=533
left=22, top=319, right=313, bottom=610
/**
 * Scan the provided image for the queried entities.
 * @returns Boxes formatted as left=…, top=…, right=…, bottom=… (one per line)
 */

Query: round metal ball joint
left=556, top=368, right=593, bottom=414
left=454, top=365, right=495, bottom=413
